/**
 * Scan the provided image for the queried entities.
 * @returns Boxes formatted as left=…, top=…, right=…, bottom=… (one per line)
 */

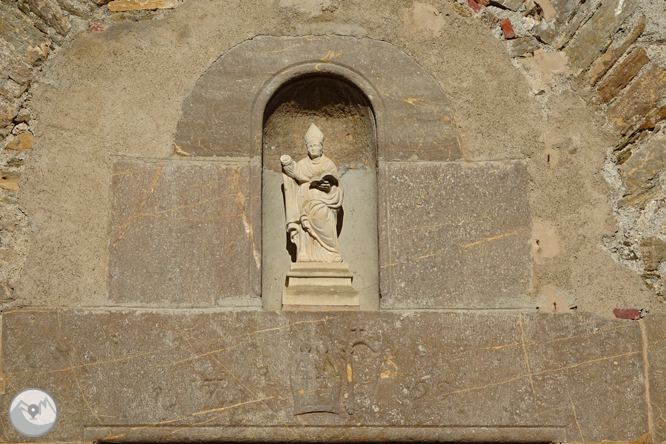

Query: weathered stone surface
left=585, top=15, right=646, bottom=87
left=175, top=36, right=461, bottom=162
left=489, top=0, right=523, bottom=11
left=533, top=0, right=556, bottom=21
left=564, top=0, right=636, bottom=75
left=12, top=108, right=31, bottom=124
left=0, top=172, right=19, bottom=191
left=530, top=0, right=578, bottom=44
left=0, top=39, right=32, bottom=86
left=108, top=159, right=260, bottom=307
left=596, top=46, right=649, bottom=103
left=612, top=308, right=642, bottom=319
left=640, top=106, right=666, bottom=131
left=0, top=310, right=648, bottom=442
left=619, top=137, right=666, bottom=202
left=509, top=36, right=540, bottom=57
left=0, top=6, right=49, bottom=66
left=476, top=9, right=499, bottom=28
left=500, top=18, right=516, bottom=39
left=640, top=237, right=666, bottom=272
left=55, top=0, right=94, bottom=17
left=609, top=62, right=666, bottom=133
left=449, top=2, right=473, bottom=18
left=379, top=161, right=531, bottom=309
left=644, top=315, right=666, bottom=442
left=0, top=78, right=28, bottom=101
left=5, top=132, right=33, bottom=150
left=25, top=0, right=70, bottom=36
left=0, top=98, right=15, bottom=128
left=553, top=0, right=595, bottom=49
left=0, top=280, right=14, bottom=303
left=107, top=0, right=177, bottom=11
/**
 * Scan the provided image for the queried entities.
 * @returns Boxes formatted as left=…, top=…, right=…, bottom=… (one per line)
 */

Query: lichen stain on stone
left=380, top=354, right=398, bottom=379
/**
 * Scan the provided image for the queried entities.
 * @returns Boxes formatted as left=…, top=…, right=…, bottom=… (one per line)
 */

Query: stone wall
left=1, top=0, right=666, bottom=440
left=444, top=0, right=666, bottom=301
left=2, top=0, right=665, bottom=313
left=0, top=0, right=177, bottom=306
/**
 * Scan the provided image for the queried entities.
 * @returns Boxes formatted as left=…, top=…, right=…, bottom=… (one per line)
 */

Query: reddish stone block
left=500, top=18, right=516, bottom=39
left=613, top=308, right=642, bottom=320
left=468, top=0, right=481, bottom=12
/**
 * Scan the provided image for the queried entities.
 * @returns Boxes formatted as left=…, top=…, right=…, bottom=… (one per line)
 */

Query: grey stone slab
left=379, top=161, right=531, bottom=309
left=0, top=311, right=647, bottom=442
left=645, top=315, right=666, bottom=442
left=174, top=36, right=461, bottom=162
left=564, top=0, right=636, bottom=75
left=108, top=159, right=260, bottom=307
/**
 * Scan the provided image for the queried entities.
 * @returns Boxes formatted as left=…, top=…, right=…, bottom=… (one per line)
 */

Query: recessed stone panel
left=0, top=310, right=647, bottom=442
left=380, top=161, right=531, bottom=309
left=108, top=159, right=259, bottom=307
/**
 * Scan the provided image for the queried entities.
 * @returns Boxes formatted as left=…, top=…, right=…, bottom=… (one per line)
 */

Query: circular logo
left=8, top=388, right=58, bottom=437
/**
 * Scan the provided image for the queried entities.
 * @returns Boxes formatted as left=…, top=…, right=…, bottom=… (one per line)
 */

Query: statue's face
left=307, top=142, right=323, bottom=159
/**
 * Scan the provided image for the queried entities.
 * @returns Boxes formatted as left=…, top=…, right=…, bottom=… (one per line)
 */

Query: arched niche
left=261, top=75, right=379, bottom=310
left=173, top=36, right=463, bottom=308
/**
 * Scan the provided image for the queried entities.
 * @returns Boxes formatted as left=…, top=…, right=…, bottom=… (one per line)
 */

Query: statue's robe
left=283, top=155, right=343, bottom=262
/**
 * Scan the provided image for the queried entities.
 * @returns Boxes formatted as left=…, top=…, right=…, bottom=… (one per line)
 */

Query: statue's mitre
left=304, top=123, right=325, bottom=145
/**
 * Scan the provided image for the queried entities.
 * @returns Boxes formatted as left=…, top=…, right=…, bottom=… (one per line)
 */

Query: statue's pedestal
left=282, top=262, right=360, bottom=311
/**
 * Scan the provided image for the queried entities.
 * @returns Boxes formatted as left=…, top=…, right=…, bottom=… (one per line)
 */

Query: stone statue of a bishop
left=281, top=124, right=344, bottom=263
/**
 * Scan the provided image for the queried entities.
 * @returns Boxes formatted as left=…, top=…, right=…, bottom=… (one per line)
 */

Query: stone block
left=619, top=137, right=666, bottom=200
left=25, top=0, right=70, bottom=36
left=0, top=39, right=32, bottom=86
left=564, top=0, right=636, bottom=75
left=509, top=36, right=540, bottom=57
left=5, top=132, right=33, bottom=150
left=0, top=78, right=27, bottom=101
left=609, top=62, right=666, bottom=133
left=489, top=0, right=523, bottom=11
left=379, top=161, right=531, bottom=309
left=0, top=97, right=19, bottom=128
left=500, top=18, right=516, bottom=39
left=0, top=172, right=19, bottom=191
left=0, top=4, right=49, bottom=64
left=640, top=237, right=666, bottom=272
left=0, top=310, right=648, bottom=442
left=613, top=308, right=642, bottom=319
left=107, top=0, right=177, bottom=11
left=640, top=106, right=666, bottom=131
left=174, top=36, right=461, bottom=162
left=596, top=47, right=649, bottom=103
left=108, top=159, right=260, bottom=307
left=585, top=15, right=645, bottom=87
left=467, top=0, right=481, bottom=13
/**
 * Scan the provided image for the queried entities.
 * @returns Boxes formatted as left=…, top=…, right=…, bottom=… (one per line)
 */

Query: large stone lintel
left=84, top=425, right=567, bottom=442
left=0, top=310, right=649, bottom=442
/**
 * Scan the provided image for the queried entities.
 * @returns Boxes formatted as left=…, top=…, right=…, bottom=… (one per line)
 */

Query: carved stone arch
left=174, top=36, right=461, bottom=161
left=173, top=36, right=463, bottom=308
